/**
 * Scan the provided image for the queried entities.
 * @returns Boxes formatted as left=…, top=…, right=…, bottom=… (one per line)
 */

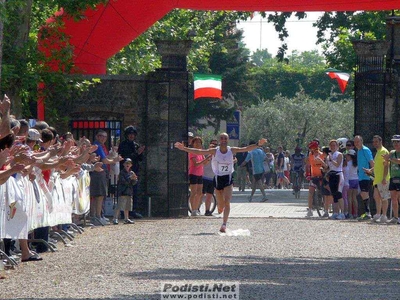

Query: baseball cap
left=308, top=141, right=319, bottom=150
left=123, top=158, right=133, bottom=165
left=391, top=135, right=400, bottom=141
left=346, top=149, right=356, bottom=156
left=28, top=129, right=43, bottom=142
left=188, top=132, right=194, bottom=137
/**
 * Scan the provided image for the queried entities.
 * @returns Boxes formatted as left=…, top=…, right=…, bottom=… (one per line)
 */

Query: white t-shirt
left=283, top=157, right=289, bottom=171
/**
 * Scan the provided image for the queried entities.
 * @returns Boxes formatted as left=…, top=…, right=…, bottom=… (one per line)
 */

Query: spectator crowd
left=0, top=95, right=145, bottom=273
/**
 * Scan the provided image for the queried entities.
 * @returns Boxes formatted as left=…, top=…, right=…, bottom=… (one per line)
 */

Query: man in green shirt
left=383, top=135, right=400, bottom=224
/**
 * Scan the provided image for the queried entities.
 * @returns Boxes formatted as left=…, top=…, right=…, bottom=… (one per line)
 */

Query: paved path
left=229, top=188, right=308, bottom=218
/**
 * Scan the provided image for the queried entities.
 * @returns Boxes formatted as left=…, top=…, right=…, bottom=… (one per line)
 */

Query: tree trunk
left=0, top=0, right=5, bottom=91
left=7, top=0, right=33, bottom=118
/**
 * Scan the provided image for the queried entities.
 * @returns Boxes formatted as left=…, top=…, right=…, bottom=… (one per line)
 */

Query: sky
left=236, top=12, right=324, bottom=55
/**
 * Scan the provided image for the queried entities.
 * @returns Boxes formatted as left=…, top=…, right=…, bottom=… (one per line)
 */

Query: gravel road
left=2, top=217, right=400, bottom=300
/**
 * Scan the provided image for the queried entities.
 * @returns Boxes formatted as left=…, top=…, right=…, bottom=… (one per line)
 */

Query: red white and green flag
left=193, top=74, right=222, bottom=100
left=325, top=68, right=350, bottom=94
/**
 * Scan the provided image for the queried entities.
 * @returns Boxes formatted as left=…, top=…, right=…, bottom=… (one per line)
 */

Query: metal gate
left=354, top=56, right=386, bottom=146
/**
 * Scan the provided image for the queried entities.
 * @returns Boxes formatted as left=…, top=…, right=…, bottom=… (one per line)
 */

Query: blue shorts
left=348, top=179, right=359, bottom=189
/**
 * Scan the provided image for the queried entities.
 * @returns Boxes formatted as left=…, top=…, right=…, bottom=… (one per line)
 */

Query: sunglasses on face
left=393, top=141, right=400, bottom=144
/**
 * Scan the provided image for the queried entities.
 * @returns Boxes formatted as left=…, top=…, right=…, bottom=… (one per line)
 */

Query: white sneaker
left=306, top=209, right=313, bottom=217
left=377, top=215, right=387, bottom=223
left=387, top=217, right=398, bottom=224
left=191, top=210, right=199, bottom=216
left=101, top=217, right=110, bottom=225
left=372, top=214, right=381, bottom=222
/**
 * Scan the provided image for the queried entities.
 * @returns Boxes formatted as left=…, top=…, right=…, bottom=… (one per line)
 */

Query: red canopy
left=43, top=0, right=400, bottom=74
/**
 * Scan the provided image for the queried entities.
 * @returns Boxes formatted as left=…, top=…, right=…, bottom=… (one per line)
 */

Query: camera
left=322, top=147, right=331, bottom=155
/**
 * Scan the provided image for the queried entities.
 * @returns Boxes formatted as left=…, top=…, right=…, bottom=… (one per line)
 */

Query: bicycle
left=291, top=170, right=303, bottom=199
left=188, top=190, right=217, bottom=215
left=310, top=177, right=324, bottom=217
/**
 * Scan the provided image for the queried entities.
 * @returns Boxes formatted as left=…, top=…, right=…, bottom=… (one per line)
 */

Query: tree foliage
left=108, top=9, right=253, bottom=131
left=247, top=50, right=350, bottom=103
left=241, top=93, right=354, bottom=150
left=264, top=11, right=399, bottom=71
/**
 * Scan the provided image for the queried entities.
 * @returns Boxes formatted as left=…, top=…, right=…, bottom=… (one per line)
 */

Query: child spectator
left=113, top=158, right=138, bottom=224
left=344, top=150, right=359, bottom=218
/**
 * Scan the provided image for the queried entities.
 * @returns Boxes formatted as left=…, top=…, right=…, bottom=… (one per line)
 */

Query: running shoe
left=387, top=217, right=398, bottom=224
left=113, top=219, right=119, bottom=225
left=124, top=219, right=134, bottom=224
left=330, top=213, right=339, bottom=220
left=219, top=224, right=226, bottom=233
left=372, top=214, right=381, bottom=222
left=337, top=213, right=345, bottom=220
left=357, top=213, right=371, bottom=221
left=306, top=209, right=313, bottom=217
left=205, top=210, right=212, bottom=216
left=260, top=198, right=268, bottom=202
left=322, top=211, right=329, bottom=218
left=376, top=215, right=387, bottom=223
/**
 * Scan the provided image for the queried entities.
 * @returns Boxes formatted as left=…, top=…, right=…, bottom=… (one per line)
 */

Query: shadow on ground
left=125, top=256, right=400, bottom=300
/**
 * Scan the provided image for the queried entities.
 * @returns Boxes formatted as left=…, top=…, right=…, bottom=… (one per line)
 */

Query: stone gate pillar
left=142, top=40, right=192, bottom=217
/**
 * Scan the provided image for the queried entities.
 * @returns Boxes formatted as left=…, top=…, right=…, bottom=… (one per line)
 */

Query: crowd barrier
left=0, top=169, right=91, bottom=240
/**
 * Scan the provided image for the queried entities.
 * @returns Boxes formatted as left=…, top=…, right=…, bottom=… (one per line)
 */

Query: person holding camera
left=113, top=158, right=138, bottom=225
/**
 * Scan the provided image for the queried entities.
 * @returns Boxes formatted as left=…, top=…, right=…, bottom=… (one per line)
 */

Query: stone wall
left=62, top=41, right=192, bottom=218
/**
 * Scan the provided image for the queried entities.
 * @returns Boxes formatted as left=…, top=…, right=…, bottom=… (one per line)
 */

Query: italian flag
left=325, top=68, right=350, bottom=94
left=193, top=74, right=222, bottom=100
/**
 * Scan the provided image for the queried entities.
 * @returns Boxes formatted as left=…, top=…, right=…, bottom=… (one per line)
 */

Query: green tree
left=246, top=50, right=349, bottom=102
left=241, top=93, right=354, bottom=150
left=251, top=49, right=272, bottom=67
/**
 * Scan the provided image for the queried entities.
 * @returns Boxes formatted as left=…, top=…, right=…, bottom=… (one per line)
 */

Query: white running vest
left=212, top=146, right=234, bottom=176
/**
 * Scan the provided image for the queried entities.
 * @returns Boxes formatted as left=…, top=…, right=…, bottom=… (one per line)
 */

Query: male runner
left=175, top=133, right=267, bottom=232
